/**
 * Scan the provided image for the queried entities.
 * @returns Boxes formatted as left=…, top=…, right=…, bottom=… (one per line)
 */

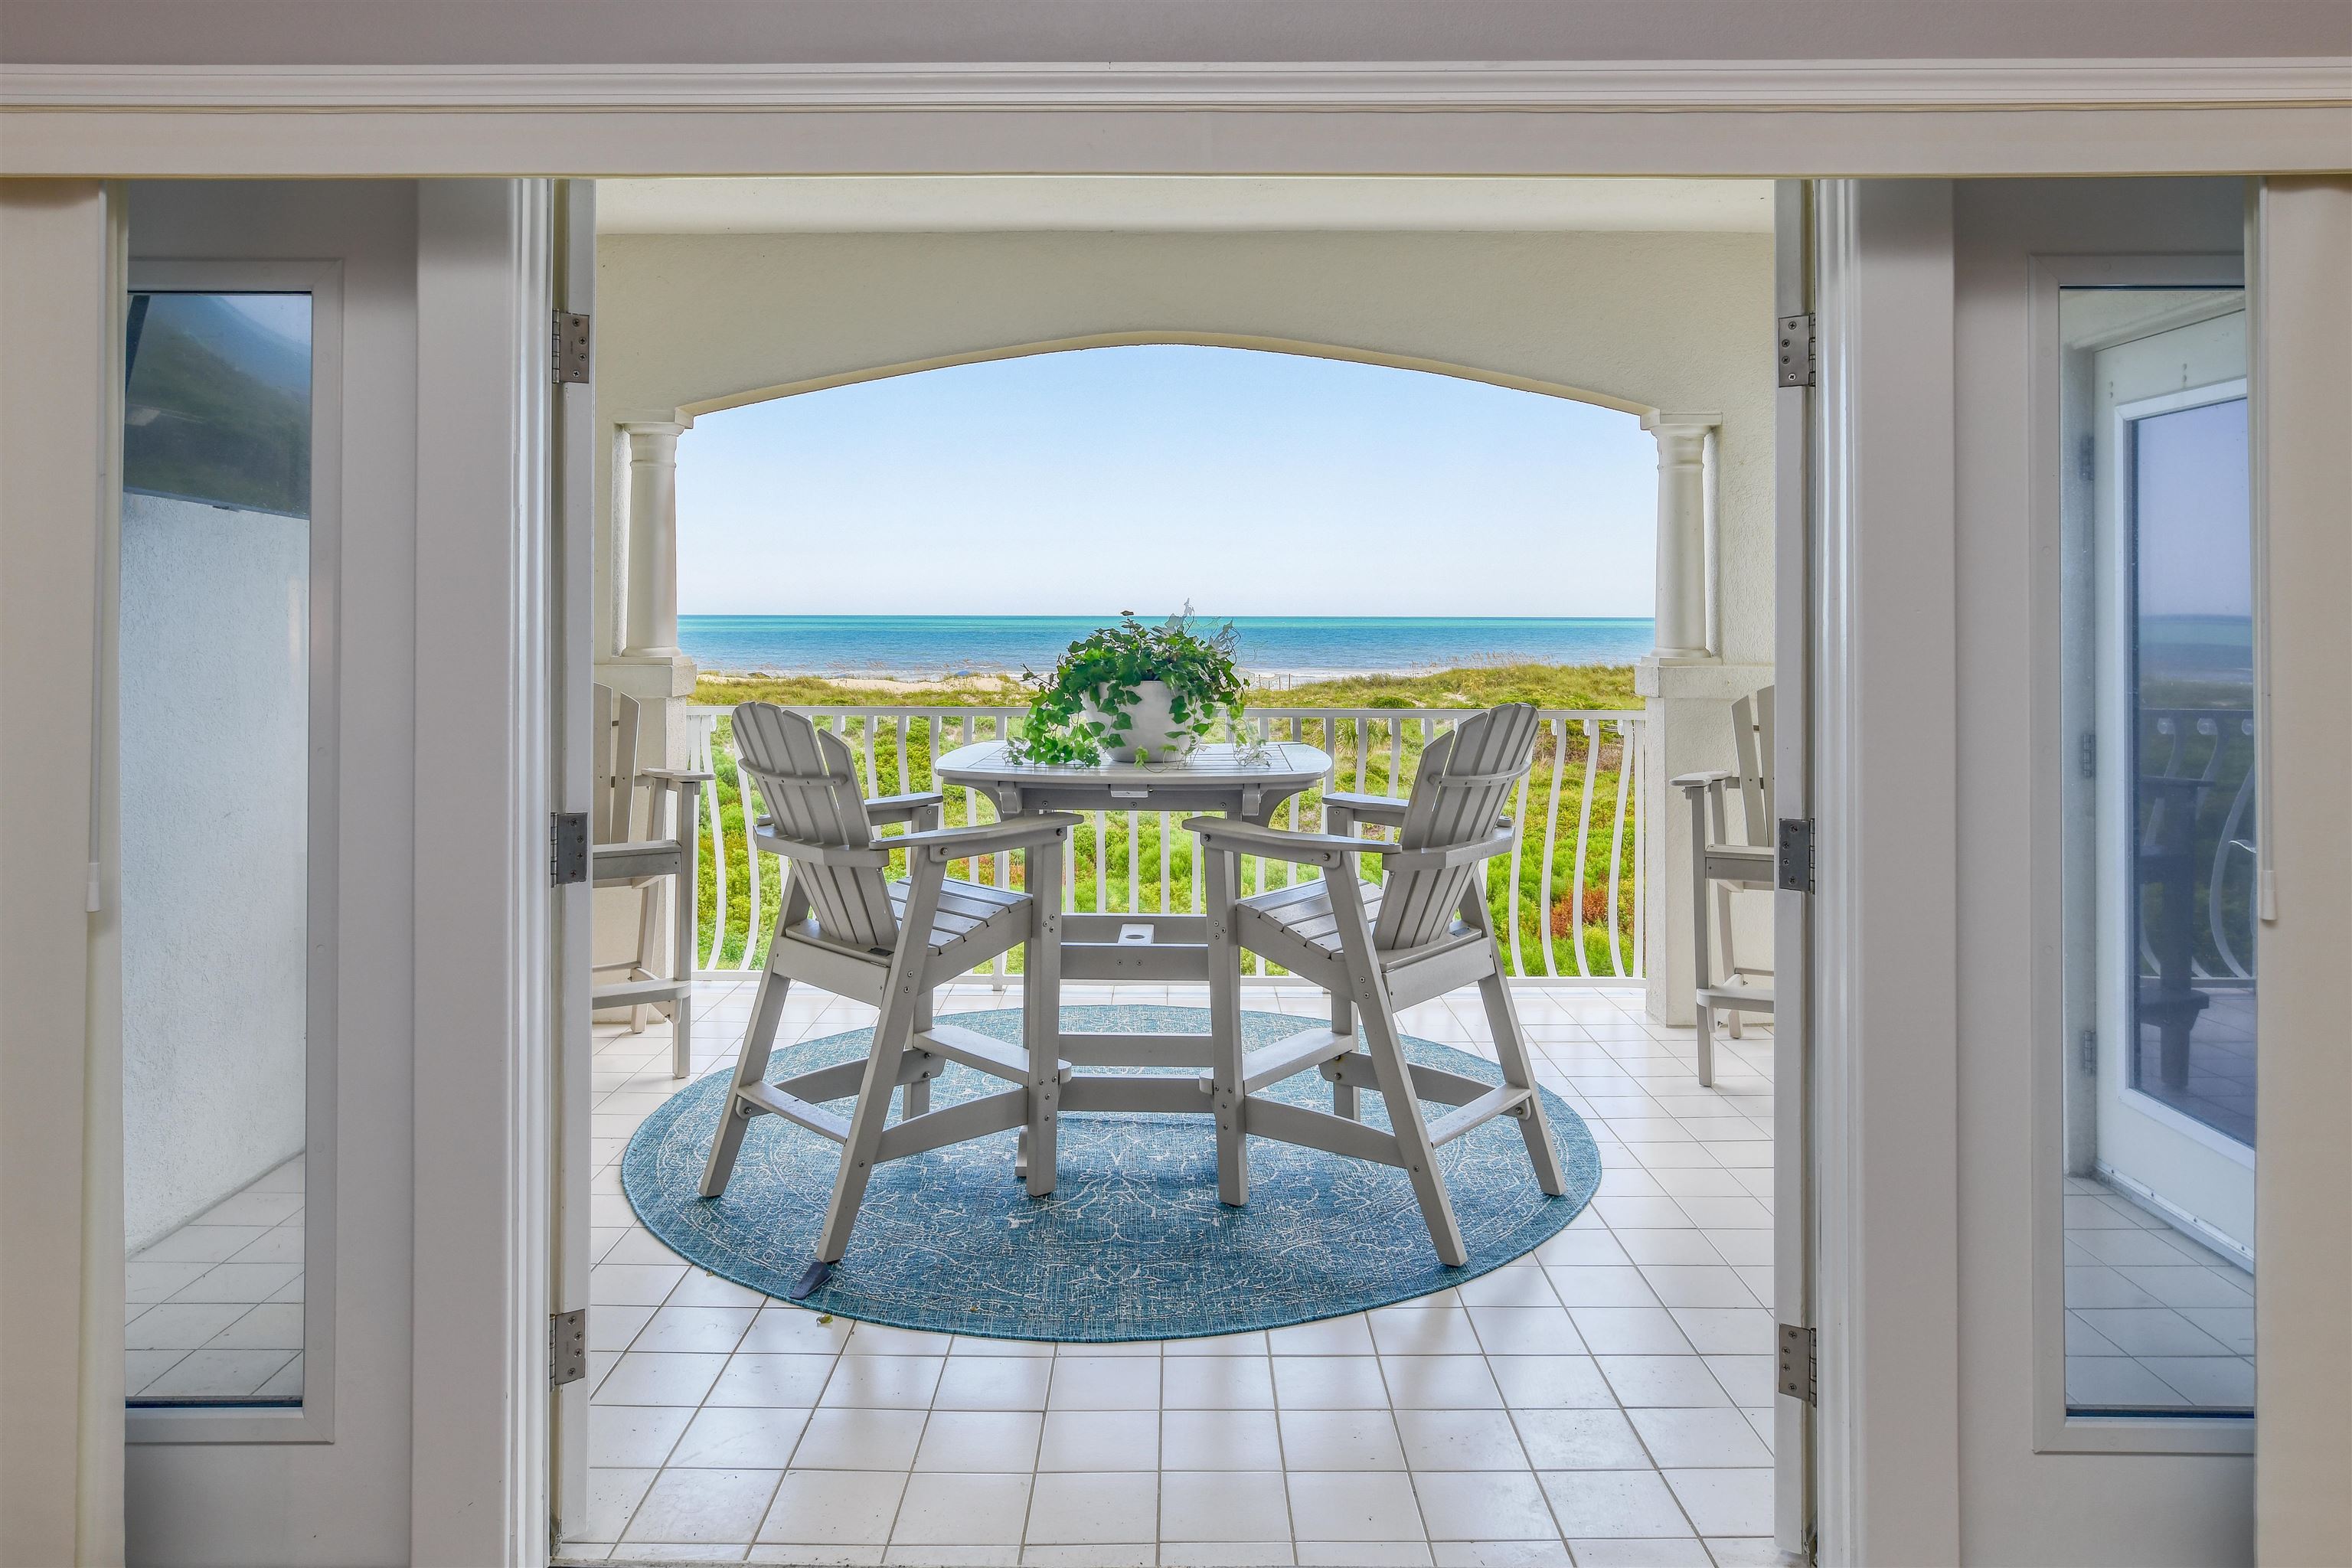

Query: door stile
left=550, top=176, right=598, bottom=1547
left=1771, top=177, right=1818, bottom=1562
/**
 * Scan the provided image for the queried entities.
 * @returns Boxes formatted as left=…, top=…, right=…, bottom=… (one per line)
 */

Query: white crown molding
left=4, top=58, right=2348, bottom=113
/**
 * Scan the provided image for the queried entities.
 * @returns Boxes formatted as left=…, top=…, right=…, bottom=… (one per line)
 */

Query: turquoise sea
left=681, top=615, right=1655, bottom=678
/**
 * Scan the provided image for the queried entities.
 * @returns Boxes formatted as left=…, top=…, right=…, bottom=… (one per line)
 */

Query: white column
left=621, top=420, right=684, bottom=658
left=1636, top=410, right=1737, bottom=1024
left=1645, top=412, right=1719, bottom=660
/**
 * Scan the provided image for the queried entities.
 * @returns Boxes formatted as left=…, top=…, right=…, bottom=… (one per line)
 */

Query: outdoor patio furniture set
left=693, top=701, right=1572, bottom=1295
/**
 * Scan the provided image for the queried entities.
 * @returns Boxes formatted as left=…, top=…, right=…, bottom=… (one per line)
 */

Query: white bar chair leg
left=1021, top=833, right=1063, bottom=1197
left=1204, top=844, right=1250, bottom=1206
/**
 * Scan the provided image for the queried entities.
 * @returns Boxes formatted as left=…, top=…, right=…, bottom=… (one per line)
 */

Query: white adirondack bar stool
left=699, top=703, right=1079, bottom=1298
left=1671, top=685, right=1775, bottom=1087
left=592, top=683, right=713, bottom=1080
left=1187, top=703, right=1568, bottom=1268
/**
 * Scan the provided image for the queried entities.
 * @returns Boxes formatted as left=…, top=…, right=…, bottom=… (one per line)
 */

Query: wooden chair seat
left=770, top=875, right=1028, bottom=959
left=890, top=876, right=1029, bottom=958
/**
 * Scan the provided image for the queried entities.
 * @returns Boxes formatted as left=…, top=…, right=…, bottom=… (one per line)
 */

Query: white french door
left=2082, top=325, right=2256, bottom=1266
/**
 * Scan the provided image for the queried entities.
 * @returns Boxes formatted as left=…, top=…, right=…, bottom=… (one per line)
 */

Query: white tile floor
left=569, top=979, right=1785, bottom=1567
left=2060, top=1175, right=2256, bottom=1413
left=124, top=1155, right=306, bottom=1401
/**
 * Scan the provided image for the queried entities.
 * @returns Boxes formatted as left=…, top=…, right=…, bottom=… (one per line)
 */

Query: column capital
left=619, top=420, right=687, bottom=460
left=1642, top=410, right=1722, bottom=450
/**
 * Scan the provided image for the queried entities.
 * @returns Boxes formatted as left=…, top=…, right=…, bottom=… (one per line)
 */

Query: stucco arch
left=596, top=227, right=1772, bottom=663
left=675, top=330, right=1656, bottom=425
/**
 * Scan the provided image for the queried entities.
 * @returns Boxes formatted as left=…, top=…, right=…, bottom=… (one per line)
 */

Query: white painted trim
left=5, top=57, right=2347, bottom=111
left=1808, top=178, right=1963, bottom=1567
left=121, top=257, right=345, bottom=1447
left=0, top=175, right=119, bottom=1568
left=550, top=175, right=598, bottom=1550
left=1768, top=175, right=1814, bottom=1561
left=2249, top=174, right=2352, bottom=1565
left=410, top=178, right=554, bottom=1568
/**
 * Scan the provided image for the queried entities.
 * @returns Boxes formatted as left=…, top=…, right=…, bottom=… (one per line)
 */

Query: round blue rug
left=622, top=1005, right=1600, bottom=1342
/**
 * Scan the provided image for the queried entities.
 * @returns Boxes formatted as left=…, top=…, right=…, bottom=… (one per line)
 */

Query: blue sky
left=675, top=344, right=1656, bottom=619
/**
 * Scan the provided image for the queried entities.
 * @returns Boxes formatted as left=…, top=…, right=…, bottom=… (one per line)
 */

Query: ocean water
left=680, top=615, right=1655, bottom=678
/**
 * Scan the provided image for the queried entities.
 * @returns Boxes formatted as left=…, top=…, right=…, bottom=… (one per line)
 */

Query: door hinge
left=2079, top=732, right=2096, bottom=780
left=552, top=310, right=591, bottom=385
left=1778, top=1321, right=1817, bottom=1404
left=2079, top=1028, right=2098, bottom=1076
left=550, top=1308, right=587, bottom=1387
left=551, top=811, right=590, bottom=886
left=1775, top=817, right=1815, bottom=894
left=1777, top=312, right=1816, bottom=388
left=2077, top=433, right=2096, bottom=483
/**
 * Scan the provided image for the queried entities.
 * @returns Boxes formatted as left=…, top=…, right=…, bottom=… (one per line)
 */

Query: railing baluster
left=687, top=702, right=1645, bottom=988
left=1538, top=719, right=1567, bottom=980
left=1506, top=756, right=1530, bottom=979
left=1567, top=718, right=1599, bottom=980
left=1629, top=720, right=1644, bottom=981
left=1604, top=717, right=1631, bottom=979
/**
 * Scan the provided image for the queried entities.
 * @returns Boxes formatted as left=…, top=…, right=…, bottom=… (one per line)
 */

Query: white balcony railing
left=684, top=704, right=1645, bottom=987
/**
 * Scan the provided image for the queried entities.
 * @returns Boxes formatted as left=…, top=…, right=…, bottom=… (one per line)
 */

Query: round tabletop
left=935, top=740, right=1331, bottom=824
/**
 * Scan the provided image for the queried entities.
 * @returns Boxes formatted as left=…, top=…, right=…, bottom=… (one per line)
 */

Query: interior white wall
left=7, top=0, right=2345, bottom=66
left=118, top=493, right=309, bottom=1249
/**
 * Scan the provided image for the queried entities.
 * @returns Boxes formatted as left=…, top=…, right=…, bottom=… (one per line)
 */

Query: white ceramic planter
left=1079, top=679, right=1197, bottom=761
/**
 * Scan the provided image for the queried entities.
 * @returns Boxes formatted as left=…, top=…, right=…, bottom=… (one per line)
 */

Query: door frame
left=550, top=175, right=599, bottom=1545
left=1808, top=177, right=1965, bottom=1565
left=2033, top=252, right=2256, bottom=1460
left=119, top=255, right=345, bottom=1447
left=1769, top=175, right=1816, bottom=1562
left=8, top=82, right=2344, bottom=1562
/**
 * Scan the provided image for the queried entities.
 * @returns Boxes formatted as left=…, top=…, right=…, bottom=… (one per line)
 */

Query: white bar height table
left=933, top=740, right=1332, bottom=1200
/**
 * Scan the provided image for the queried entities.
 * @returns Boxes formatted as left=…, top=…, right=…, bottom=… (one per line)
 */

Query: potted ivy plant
left=1011, top=606, right=1248, bottom=764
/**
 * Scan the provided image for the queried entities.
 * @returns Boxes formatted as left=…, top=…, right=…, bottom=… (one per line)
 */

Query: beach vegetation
left=689, top=662, right=1645, bottom=982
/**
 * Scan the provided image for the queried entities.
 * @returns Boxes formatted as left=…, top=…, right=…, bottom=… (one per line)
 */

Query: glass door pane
left=2060, top=287, right=2255, bottom=1418
left=120, top=291, right=313, bottom=1406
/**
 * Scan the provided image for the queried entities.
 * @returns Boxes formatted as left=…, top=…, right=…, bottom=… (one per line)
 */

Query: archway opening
left=675, top=342, right=1656, bottom=688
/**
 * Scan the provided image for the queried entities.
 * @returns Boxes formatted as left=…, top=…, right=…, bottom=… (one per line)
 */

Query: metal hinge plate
left=1777, top=312, right=1816, bottom=388
left=550, top=1308, right=587, bottom=1387
left=1778, top=1321, right=1817, bottom=1403
left=553, top=310, right=591, bottom=385
left=1775, top=817, right=1815, bottom=894
left=551, top=812, right=589, bottom=886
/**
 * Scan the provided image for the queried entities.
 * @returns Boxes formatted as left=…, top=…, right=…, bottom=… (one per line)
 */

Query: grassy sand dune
left=694, top=662, right=1639, bottom=712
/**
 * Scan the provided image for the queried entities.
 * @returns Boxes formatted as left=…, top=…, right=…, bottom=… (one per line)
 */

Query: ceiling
left=595, top=176, right=1776, bottom=235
